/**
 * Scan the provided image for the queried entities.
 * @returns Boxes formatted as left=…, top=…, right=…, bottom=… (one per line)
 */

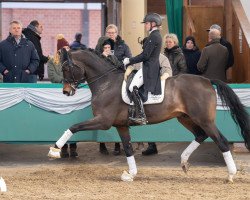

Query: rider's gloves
left=124, top=66, right=134, bottom=81
left=123, top=57, right=130, bottom=66
left=160, top=73, right=170, bottom=80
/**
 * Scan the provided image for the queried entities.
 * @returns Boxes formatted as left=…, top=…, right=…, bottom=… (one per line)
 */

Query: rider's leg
left=128, top=69, right=147, bottom=125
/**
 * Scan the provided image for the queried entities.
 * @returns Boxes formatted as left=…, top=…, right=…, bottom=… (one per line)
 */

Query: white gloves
left=124, top=66, right=134, bottom=81
left=123, top=57, right=130, bottom=66
left=161, top=73, right=170, bottom=80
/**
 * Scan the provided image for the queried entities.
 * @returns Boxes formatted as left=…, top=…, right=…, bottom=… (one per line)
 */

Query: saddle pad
left=122, top=80, right=165, bottom=105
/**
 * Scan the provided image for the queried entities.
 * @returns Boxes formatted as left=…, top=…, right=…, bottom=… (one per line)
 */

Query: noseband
left=61, top=60, right=85, bottom=90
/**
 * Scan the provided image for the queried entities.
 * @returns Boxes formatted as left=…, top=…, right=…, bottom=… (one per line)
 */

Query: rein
left=62, top=60, right=121, bottom=89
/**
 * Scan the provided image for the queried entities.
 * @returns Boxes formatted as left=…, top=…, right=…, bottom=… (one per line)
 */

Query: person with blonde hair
left=47, top=34, right=78, bottom=158
left=163, top=33, right=187, bottom=75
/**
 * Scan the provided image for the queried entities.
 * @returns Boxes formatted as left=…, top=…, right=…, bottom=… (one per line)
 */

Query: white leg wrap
left=181, top=140, right=200, bottom=163
left=0, top=177, right=7, bottom=192
left=56, top=129, right=73, bottom=148
left=223, top=151, right=237, bottom=175
left=127, top=156, right=137, bottom=176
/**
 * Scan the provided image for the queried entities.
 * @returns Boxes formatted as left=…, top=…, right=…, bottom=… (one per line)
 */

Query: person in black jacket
left=70, top=33, right=87, bottom=50
left=182, top=36, right=201, bottom=75
left=23, top=20, right=49, bottom=81
left=206, top=24, right=234, bottom=69
left=0, top=21, right=39, bottom=83
left=123, top=13, right=163, bottom=125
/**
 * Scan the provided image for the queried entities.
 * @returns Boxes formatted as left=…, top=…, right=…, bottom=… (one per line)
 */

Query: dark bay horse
left=48, top=48, right=250, bottom=182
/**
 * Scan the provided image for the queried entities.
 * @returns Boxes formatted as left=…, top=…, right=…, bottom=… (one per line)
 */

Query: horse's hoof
left=226, top=175, right=234, bottom=183
left=48, top=147, right=61, bottom=158
left=121, top=171, right=134, bottom=182
left=181, top=161, right=190, bottom=174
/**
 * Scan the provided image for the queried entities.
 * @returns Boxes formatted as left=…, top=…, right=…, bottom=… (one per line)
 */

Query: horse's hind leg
left=116, top=126, right=137, bottom=182
left=201, top=123, right=237, bottom=182
left=177, top=115, right=208, bottom=173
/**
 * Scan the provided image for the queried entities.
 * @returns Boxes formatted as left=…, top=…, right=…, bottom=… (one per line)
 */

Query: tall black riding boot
left=129, top=86, right=147, bottom=125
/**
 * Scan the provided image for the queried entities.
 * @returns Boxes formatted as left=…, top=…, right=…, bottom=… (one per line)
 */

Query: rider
left=123, top=13, right=163, bottom=125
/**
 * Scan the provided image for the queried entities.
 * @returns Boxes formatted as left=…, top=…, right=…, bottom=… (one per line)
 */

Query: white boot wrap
left=181, top=140, right=200, bottom=163
left=127, top=156, right=137, bottom=176
left=56, top=129, right=73, bottom=148
left=223, top=151, right=237, bottom=175
left=0, top=177, right=7, bottom=192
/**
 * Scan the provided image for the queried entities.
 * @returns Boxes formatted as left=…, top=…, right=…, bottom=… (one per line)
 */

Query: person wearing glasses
left=95, top=24, right=132, bottom=156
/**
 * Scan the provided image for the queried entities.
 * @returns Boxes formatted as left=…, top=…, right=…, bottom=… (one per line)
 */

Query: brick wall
left=2, top=8, right=102, bottom=56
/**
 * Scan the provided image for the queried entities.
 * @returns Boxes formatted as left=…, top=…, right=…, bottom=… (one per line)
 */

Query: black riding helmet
left=141, top=13, right=162, bottom=26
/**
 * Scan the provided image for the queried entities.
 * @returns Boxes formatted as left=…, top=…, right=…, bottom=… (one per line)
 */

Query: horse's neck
left=87, top=71, right=123, bottom=96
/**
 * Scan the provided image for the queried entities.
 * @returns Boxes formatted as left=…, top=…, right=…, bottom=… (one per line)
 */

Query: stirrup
left=129, top=116, right=147, bottom=125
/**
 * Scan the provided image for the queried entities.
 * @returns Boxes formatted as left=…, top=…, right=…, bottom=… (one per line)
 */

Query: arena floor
left=0, top=142, right=249, bottom=200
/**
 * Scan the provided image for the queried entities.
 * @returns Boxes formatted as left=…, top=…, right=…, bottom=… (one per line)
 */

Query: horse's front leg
left=48, top=116, right=111, bottom=158
left=116, top=126, right=137, bottom=182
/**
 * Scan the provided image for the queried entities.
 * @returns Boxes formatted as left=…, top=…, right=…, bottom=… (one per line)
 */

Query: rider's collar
left=149, top=27, right=158, bottom=35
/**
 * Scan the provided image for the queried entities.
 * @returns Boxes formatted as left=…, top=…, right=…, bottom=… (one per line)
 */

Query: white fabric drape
left=0, top=88, right=91, bottom=114
left=0, top=87, right=249, bottom=114
left=216, top=89, right=250, bottom=110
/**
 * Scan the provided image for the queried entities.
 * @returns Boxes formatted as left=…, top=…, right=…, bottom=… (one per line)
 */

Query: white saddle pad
left=122, top=80, right=165, bottom=105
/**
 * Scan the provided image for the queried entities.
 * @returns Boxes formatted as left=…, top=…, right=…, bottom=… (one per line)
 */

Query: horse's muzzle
left=63, top=83, right=75, bottom=96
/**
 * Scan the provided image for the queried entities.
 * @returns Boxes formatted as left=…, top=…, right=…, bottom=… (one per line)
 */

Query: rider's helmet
left=141, top=13, right=162, bottom=26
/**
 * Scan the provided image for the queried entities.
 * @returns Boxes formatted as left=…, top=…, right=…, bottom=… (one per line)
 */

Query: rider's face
left=145, top=22, right=151, bottom=31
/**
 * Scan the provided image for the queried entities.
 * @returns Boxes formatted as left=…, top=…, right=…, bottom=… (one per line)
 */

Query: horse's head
left=60, top=48, right=86, bottom=96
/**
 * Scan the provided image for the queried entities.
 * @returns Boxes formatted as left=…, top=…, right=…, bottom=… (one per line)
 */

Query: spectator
left=0, top=20, right=39, bottom=83
left=207, top=24, right=234, bottom=69
left=163, top=33, right=187, bottom=75
left=95, top=24, right=132, bottom=61
left=70, top=32, right=87, bottom=50
left=197, top=29, right=229, bottom=82
left=182, top=36, right=201, bottom=75
left=47, top=34, right=78, bottom=158
left=96, top=24, right=132, bottom=156
left=23, top=20, right=49, bottom=81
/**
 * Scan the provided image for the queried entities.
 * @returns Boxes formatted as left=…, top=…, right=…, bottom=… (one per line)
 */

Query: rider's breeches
left=129, top=68, right=143, bottom=92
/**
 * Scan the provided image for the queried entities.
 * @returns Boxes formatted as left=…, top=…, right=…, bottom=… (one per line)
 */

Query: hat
left=56, top=34, right=69, bottom=51
left=206, top=24, right=221, bottom=32
left=102, top=39, right=112, bottom=47
left=185, top=36, right=196, bottom=47
left=101, top=38, right=114, bottom=51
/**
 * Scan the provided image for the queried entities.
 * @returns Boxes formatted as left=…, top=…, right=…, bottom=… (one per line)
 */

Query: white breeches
left=129, top=68, right=144, bottom=92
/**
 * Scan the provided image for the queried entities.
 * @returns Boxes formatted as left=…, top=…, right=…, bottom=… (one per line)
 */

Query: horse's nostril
left=63, top=90, right=70, bottom=96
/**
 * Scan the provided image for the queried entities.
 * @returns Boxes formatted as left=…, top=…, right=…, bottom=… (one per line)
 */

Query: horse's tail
left=211, top=79, right=250, bottom=150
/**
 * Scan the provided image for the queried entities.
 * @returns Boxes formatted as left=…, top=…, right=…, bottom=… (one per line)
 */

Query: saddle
left=122, top=72, right=166, bottom=105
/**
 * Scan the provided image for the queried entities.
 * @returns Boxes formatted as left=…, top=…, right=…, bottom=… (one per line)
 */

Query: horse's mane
left=70, top=48, right=125, bottom=72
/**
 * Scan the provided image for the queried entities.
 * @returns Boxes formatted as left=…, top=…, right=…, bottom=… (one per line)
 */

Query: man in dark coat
left=198, top=29, right=229, bottom=82
left=123, top=13, right=163, bottom=125
left=0, top=21, right=39, bottom=83
left=23, top=20, right=49, bottom=81
left=70, top=33, right=87, bottom=50
left=207, top=24, right=234, bottom=69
